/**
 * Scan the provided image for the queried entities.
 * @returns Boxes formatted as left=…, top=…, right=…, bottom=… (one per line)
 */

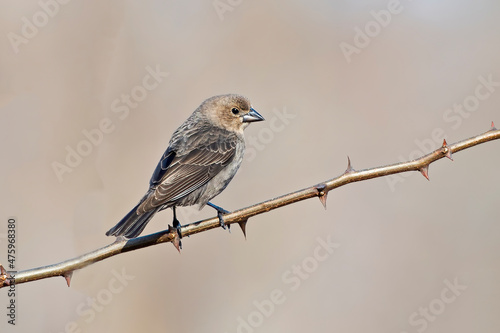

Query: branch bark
left=1, top=123, right=499, bottom=289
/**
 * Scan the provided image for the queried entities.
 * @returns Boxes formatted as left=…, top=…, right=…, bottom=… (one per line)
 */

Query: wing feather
left=137, top=128, right=238, bottom=214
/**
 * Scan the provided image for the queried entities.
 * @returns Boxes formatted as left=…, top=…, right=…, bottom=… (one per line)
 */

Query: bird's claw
left=217, top=211, right=228, bottom=230
left=173, top=218, right=183, bottom=239
left=207, top=202, right=231, bottom=232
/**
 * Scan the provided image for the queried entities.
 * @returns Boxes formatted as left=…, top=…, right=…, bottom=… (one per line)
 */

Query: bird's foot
left=217, top=210, right=230, bottom=230
left=172, top=218, right=182, bottom=251
left=173, top=218, right=183, bottom=238
left=207, top=202, right=230, bottom=231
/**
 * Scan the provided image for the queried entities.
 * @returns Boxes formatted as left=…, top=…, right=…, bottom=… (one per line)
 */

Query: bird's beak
left=242, top=108, right=265, bottom=122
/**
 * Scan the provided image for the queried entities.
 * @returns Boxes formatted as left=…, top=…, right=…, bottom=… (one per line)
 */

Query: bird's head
left=200, top=94, right=264, bottom=133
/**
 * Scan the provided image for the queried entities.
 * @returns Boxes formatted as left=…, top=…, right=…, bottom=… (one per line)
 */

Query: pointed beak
left=242, top=108, right=265, bottom=123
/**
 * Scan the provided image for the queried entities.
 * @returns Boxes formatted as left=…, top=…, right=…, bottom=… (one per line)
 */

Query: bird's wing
left=149, top=147, right=176, bottom=187
left=138, top=129, right=238, bottom=213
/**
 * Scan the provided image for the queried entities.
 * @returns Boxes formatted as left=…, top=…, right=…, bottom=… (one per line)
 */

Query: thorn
left=172, top=237, right=182, bottom=253
left=114, top=235, right=127, bottom=243
left=238, top=220, right=248, bottom=239
left=315, top=184, right=328, bottom=209
left=491, top=121, right=497, bottom=130
left=319, top=192, right=328, bottom=209
left=442, top=139, right=453, bottom=161
left=345, top=156, right=354, bottom=173
left=168, top=223, right=182, bottom=253
left=63, top=272, right=73, bottom=287
left=0, top=265, right=7, bottom=286
left=419, top=166, right=430, bottom=181
left=169, top=226, right=182, bottom=253
left=445, top=150, right=453, bottom=161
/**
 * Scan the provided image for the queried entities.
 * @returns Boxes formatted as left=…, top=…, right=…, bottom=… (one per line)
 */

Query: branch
left=1, top=123, right=498, bottom=289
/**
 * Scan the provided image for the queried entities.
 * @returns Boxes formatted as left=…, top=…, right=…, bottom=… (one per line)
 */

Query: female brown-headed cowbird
left=106, top=94, right=264, bottom=239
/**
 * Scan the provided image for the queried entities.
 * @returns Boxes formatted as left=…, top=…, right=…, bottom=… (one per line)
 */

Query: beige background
left=1, top=1, right=500, bottom=332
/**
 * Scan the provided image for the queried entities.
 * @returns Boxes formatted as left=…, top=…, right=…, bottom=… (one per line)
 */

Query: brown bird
left=106, top=94, right=264, bottom=239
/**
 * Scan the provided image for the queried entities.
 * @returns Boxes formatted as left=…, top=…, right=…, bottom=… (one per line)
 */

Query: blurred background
left=1, top=1, right=499, bottom=332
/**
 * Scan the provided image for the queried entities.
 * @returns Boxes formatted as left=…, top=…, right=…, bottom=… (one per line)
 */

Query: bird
left=106, top=94, right=264, bottom=240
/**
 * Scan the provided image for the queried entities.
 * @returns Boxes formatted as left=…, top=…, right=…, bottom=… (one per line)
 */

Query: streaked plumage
left=106, top=94, right=264, bottom=238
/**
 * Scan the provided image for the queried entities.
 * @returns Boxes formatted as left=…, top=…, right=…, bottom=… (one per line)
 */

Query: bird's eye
left=231, top=108, right=240, bottom=115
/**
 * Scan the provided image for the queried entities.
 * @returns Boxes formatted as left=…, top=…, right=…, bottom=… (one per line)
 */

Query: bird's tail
left=106, top=203, right=159, bottom=238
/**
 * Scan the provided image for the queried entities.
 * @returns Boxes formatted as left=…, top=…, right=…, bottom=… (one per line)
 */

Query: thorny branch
left=1, top=123, right=499, bottom=289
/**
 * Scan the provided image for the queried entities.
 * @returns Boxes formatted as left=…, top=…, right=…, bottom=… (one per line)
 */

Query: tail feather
left=106, top=203, right=160, bottom=238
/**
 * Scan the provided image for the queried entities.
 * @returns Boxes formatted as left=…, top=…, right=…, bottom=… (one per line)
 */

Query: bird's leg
left=172, top=206, right=182, bottom=239
left=167, top=206, right=183, bottom=251
left=207, top=202, right=230, bottom=230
